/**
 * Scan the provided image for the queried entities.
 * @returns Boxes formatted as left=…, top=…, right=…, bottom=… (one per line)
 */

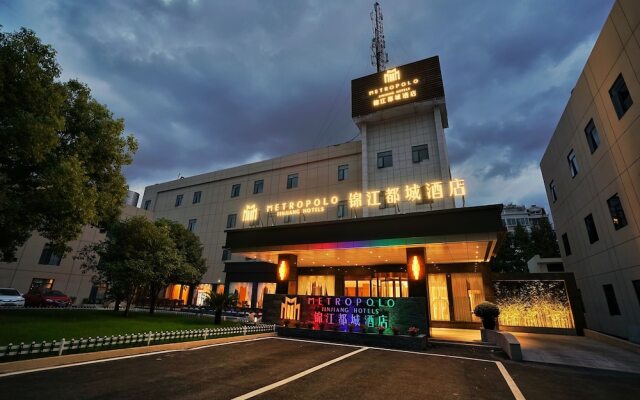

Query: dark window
left=567, top=149, right=579, bottom=178
left=253, top=180, right=264, bottom=194
left=584, top=213, right=599, bottom=244
left=602, top=284, right=621, bottom=315
left=143, top=200, right=151, bottom=210
left=226, top=214, right=237, bottom=229
left=549, top=180, right=558, bottom=202
left=222, top=249, right=232, bottom=261
left=192, top=191, right=202, bottom=204
left=231, top=184, right=241, bottom=198
left=633, top=280, right=640, bottom=306
left=338, top=165, right=349, bottom=181
left=411, top=144, right=429, bottom=163
left=187, top=219, right=197, bottom=232
left=286, top=174, right=298, bottom=189
left=337, top=201, right=347, bottom=218
left=547, top=263, right=564, bottom=272
left=609, top=73, right=633, bottom=119
left=38, top=245, right=62, bottom=266
left=377, top=151, right=393, bottom=168
left=175, top=194, right=183, bottom=207
left=561, top=233, right=572, bottom=256
left=607, top=194, right=628, bottom=230
left=584, top=119, right=601, bottom=154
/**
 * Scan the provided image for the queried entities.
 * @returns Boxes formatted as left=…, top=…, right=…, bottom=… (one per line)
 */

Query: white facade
left=540, top=0, right=640, bottom=342
left=501, top=204, right=550, bottom=233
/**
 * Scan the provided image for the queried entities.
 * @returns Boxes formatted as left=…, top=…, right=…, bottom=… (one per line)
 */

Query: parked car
left=24, top=288, right=72, bottom=307
left=0, top=288, right=25, bottom=307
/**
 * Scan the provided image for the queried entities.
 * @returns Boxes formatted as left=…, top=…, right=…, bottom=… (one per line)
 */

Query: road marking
left=232, top=347, right=369, bottom=400
left=495, top=361, right=526, bottom=400
left=273, top=336, right=495, bottom=363
left=0, top=336, right=272, bottom=378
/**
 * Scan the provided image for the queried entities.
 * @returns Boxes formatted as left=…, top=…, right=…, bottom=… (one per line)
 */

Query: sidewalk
left=431, top=327, right=640, bottom=373
left=0, top=332, right=275, bottom=375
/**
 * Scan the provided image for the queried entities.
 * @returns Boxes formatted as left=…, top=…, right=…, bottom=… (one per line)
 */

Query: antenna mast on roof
left=370, top=1, right=389, bottom=72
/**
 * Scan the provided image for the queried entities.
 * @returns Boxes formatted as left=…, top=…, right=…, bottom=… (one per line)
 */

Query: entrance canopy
left=224, top=205, right=505, bottom=267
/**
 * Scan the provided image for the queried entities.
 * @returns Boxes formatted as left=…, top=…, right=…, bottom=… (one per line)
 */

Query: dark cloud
left=1, top=0, right=614, bottom=210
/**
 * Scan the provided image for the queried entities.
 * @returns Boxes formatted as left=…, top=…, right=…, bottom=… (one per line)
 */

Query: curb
left=0, top=332, right=275, bottom=375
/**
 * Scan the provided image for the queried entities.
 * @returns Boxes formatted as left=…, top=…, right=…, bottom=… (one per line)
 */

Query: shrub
left=318, top=322, right=325, bottom=330
left=306, top=321, right=314, bottom=329
left=347, top=323, right=356, bottom=332
left=391, top=326, right=400, bottom=335
left=282, top=319, right=291, bottom=327
left=331, top=324, right=340, bottom=331
left=294, top=321, right=302, bottom=328
left=407, top=326, right=419, bottom=336
left=359, top=323, right=367, bottom=333
left=474, top=302, right=500, bottom=319
left=376, top=326, right=386, bottom=334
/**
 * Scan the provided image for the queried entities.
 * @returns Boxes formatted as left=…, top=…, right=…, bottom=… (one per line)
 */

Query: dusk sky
left=1, top=0, right=614, bottom=211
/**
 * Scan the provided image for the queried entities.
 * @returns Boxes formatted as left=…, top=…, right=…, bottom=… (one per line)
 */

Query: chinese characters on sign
left=241, top=179, right=466, bottom=223
left=369, top=67, right=419, bottom=108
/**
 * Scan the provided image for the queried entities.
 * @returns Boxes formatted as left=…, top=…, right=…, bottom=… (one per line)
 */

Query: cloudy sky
left=1, top=0, right=614, bottom=210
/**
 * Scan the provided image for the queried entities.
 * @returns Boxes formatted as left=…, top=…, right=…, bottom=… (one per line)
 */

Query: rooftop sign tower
left=370, top=2, right=389, bottom=73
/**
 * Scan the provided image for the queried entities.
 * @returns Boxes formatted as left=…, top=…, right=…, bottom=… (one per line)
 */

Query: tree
left=491, top=224, right=531, bottom=273
left=205, top=292, right=238, bottom=325
left=0, top=27, right=137, bottom=261
left=530, top=219, right=561, bottom=258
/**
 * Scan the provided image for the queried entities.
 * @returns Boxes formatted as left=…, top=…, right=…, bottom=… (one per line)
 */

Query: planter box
left=276, top=326, right=428, bottom=351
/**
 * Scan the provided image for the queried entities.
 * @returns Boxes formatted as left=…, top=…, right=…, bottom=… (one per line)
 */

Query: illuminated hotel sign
left=351, top=56, right=445, bottom=118
left=241, top=178, right=466, bottom=223
left=262, top=294, right=428, bottom=332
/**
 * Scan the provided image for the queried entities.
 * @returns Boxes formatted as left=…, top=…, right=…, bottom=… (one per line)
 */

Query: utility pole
left=370, top=1, right=389, bottom=72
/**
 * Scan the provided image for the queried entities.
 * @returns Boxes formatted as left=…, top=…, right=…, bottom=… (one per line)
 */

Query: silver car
left=0, top=288, right=25, bottom=307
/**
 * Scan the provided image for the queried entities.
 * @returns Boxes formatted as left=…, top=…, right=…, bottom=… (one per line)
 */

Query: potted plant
left=391, top=326, right=400, bottom=335
left=376, top=326, right=386, bottom=335
left=318, top=322, right=325, bottom=330
left=347, top=323, right=356, bottom=332
left=306, top=321, right=314, bottom=329
left=294, top=321, right=302, bottom=329
left=407, top=326, right=419, bottom=336
left=474, top=301, right=500, bottom=330
left=359, top=323, right=367, bottom=333
left=282, top=319, right=291, bottom=327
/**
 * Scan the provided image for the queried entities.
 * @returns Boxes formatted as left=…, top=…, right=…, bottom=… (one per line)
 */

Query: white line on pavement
left=232, top=347, right=370, bottom=400
left=0, top=336, right=272, bottom=378
left=496, top=361, right=526, bottom=400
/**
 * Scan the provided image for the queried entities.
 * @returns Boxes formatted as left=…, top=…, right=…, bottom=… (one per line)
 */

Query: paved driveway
left=0, top=337, right=638, bottom=399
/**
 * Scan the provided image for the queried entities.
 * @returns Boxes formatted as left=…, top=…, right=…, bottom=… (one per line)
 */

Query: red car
left=24, top=288, right=72, bottom=307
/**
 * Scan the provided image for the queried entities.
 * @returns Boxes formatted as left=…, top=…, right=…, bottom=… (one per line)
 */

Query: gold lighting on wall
left=409, top=255, right=423, bottom=280
left=278, top=260, right=289, bottom=281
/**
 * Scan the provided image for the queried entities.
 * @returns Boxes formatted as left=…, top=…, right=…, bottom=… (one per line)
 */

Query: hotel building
left=540, top=0, right=640, bottom=342
left=142, top=56, right=506, bottom=330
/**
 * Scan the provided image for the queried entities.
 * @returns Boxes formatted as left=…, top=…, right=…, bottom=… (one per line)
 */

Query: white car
left=0, top=288, right=25, bottom=307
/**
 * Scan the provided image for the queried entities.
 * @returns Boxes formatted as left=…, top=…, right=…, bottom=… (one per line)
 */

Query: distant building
left=527, top=255, right=564, bottom=273
left=540, top=0, right=640, bottom=342
left=500, top=204, right=550, bottom=233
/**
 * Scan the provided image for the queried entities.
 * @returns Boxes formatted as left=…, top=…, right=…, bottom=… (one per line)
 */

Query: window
left=29, top=278, right=54, bottom=292
left=338, top=165, right=349, bottom=181
left=609, top=73, right=633, bottom=119
left=412, top=144, right=429, bottom=163
left=337, top=201, right=347, bottom=218
left=607, top=194, right=628, bottom=230
left=584, top=119, right=601, bottom=154
left=561, top=233, right=572, bottom=256
left=633, top=280, right=640, bottom=306
left=192, top=191, right=202, bottom=204
left=187, top=219, right=197, bottom=232
left=297, top=275, right=335, bottom=296
left=567, top=149, right=579, bottom=178
left=584, top=214, right=599, bottom=244
left=226, top=214, right=237, bottom=229
left=143, top=200, right=151, bottom=210
left=38, top=245, right=62, bottom=266
left=377, top=151, right=393, bottom=168
left=175, top=194, right=184, bottom=207
left=286, top=174, right=298, bottom=189
left=602, top=284, right=621, bottom=315
left=230, top=184, right=241, bottom=198
left=253, top=180, right=264, bottom=194
left=222, top=249, right=232, bottom=261
left=549, top=180, right=558, bottom=202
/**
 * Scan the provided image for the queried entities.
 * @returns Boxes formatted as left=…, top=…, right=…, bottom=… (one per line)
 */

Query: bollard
left=147, top=331, right=153, bottom=346
left=243, top=326, right=247, bottom=336
left=58, top=339, right=65, bottom=356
